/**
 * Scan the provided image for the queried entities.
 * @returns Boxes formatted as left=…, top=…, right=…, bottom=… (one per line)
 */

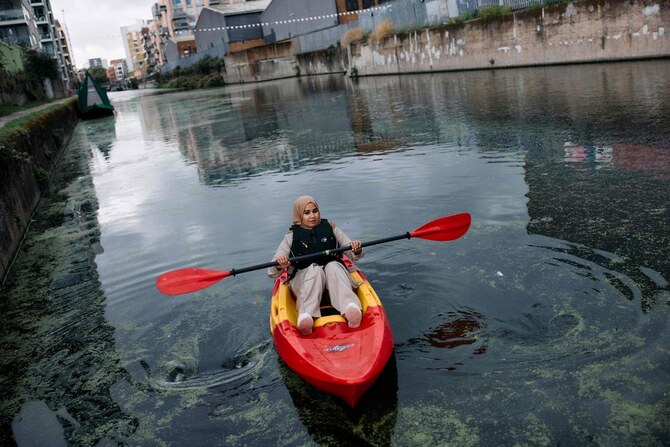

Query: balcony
left=0, top=35, right=31, bottom=47
left=0, top=9, right=26, bottom=22
left=173, top=18, right=188, bottom=30
left=172, top=9, right=187, bottom=19
left=39, top=32, right=52, bottom=41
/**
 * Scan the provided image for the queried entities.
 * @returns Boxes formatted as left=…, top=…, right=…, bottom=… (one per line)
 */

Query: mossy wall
left=349, top=0, right=670, bottom=76
left=0, top=100, right=79, bottom=281
left=223, top=45, right=347, bottom=83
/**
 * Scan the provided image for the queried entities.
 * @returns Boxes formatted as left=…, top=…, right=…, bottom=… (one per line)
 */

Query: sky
left=51, top=0, right=156, bottom=68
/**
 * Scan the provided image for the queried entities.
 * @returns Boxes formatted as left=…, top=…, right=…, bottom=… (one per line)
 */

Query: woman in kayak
left=268, top=195, right=364, bottom=336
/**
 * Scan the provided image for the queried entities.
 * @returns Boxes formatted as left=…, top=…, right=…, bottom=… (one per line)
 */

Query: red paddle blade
left=156, top=268, right=231, bottom=295
left=409, top=213, right=471, bottom=241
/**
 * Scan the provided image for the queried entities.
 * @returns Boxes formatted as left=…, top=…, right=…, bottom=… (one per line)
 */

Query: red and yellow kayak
left=270, top=264, right=394, bottom=407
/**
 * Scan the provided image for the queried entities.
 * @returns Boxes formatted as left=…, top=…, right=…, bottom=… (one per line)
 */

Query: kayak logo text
left=324, top=343, right=355, bottom=353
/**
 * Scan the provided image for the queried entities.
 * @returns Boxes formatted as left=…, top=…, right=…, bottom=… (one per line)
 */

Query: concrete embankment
left=0, top=99, right=79, bottom=282
left=352, top=0, right=669, bottom=75
left=224, top=0, right=669, bottom=82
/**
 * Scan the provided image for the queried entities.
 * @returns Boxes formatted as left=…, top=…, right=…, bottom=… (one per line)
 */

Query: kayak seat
left=319, top=305, right=340, bottom=317
left=316, top=297, right=346, bottom=328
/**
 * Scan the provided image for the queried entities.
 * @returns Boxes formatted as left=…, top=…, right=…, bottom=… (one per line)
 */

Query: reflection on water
left=280, top=355, right=398, bottom=447
left=0, top=128, right=135, bottom=445
left=82, top=115, right=117, bottom=160
left=526, top=138, right=670, bottom=311
left=1, top=60, right=669, bottom=446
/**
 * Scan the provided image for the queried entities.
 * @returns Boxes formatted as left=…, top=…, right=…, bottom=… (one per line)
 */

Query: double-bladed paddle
left=156, top=212, right=471, bottom=295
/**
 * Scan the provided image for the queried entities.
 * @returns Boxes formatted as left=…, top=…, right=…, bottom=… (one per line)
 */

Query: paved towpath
left=0, top=97, right=74, bottom=129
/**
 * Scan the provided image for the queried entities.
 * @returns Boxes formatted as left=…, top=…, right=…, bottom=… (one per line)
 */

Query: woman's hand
left=350, top=240, right=362, bottom=255
left=276, top=255, right=290, bottom=270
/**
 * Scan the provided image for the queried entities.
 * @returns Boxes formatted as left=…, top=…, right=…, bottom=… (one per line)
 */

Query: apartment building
left=109, top=58, right=128, bottom=80
left=87, top=57, right=108, bottom=69
left=121, top=20, right=146, bottom=75
left=151, top=0, right=249, bottom=65
left=0, top=0, right=37, bottom=47
left=0, top=0, right=74, bottom=90
left=55, top=19, right=77, bottom=87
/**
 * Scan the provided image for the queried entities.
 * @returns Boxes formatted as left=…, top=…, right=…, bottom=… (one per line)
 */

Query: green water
left=1, top=60, right=669, bottom=446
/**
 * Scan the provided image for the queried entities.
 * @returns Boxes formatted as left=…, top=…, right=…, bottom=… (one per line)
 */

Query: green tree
left=88, top=66, right=108, bottom=84
left=23, top=48, right=58, bottom=81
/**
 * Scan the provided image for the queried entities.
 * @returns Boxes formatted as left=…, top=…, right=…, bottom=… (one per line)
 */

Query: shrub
left=158, top=57, right=226, bottom=90
left=369, top=20, right=395, bottom=44
left=342, top=28, right=366, bottom=47
left=199, top=73, right=225, bottom=88
left=23, top=49, right=59, bottom=81
left=449, top=11, right=472, bottom=26
left=191, top=56, right=223, bottom=76
left=479, top=5, right=512, bottom=21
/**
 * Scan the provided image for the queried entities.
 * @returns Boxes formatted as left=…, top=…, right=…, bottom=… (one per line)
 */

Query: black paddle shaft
left=229, top=232, right=411, bottom=276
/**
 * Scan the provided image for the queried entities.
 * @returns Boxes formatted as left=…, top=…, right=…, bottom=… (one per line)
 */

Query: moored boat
left=77, top=71, right=114, bottom=120
left=270, top=259, right=394, bottom=407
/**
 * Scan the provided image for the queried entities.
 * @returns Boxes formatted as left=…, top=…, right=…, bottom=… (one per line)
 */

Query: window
left=345, top=0, right=359, bottom=11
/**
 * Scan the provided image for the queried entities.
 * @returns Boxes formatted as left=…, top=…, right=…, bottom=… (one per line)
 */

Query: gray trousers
left=289, top=262, right=362, bottom=318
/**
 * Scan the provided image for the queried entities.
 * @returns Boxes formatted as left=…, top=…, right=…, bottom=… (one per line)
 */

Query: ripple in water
left=145, top=341, right=271, bottom=391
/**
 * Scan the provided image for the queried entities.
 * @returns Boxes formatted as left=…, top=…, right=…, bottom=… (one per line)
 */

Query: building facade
left=87, top=57, right=107, bottom=68
left=151, top=0, right=253, bottom=65
left=55, top=19, right=77, bottom=88
left=194, top=1, right=271, bottom=54
left=0, top=0, right=37, bottom=47
left=121, top=20, right=147, bottom=74
left=0, top=0, right=74, bottom=89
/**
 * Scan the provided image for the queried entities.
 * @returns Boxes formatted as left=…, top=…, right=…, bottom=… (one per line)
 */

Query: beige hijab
left=291, top=195, right=320, bottom=226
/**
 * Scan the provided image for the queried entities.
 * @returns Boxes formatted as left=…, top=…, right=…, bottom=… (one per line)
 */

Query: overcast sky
left=51, top=0, right=156, bottom=67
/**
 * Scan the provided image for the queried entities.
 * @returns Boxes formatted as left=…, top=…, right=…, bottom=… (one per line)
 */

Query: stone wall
left=223, top=43, right=347, bottom=83
left=0, top=100, right=79, bottom=282
left=350, top=0, right=669, bottom=75
left=219, top=0, right=668, bottom=83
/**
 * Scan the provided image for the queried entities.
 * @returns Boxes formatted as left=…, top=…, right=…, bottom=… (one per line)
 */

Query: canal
left=1, top=60, right=669, bottom=446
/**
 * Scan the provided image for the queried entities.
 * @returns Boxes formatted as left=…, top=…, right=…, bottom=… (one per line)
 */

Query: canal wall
left=223, top=42, right=347, bottom=84
left=350, top=0, right=670, bottom=75
left=0, top=99, right=79, bottom=282
left=222, top=0, right=669, bottom=82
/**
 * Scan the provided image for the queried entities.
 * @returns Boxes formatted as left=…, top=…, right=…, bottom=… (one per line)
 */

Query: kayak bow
left=270, top=263, right=393, bottom=407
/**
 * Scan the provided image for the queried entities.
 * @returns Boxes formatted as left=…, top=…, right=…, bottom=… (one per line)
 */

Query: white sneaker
left=344, top=303, right=362, bottom=329
left=297, top=313, right=313, bottom=336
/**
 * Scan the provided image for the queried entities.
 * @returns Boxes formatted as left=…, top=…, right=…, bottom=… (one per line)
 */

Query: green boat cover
left=78, top=71, right=114, bottom=118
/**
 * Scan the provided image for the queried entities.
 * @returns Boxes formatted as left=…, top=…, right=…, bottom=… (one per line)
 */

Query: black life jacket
left=290, top=219, right=340, bottom=271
